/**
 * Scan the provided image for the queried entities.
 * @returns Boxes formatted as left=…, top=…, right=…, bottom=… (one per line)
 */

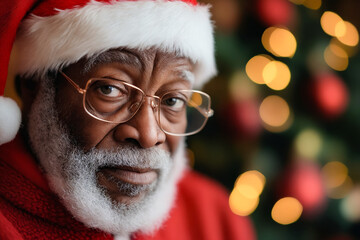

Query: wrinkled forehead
left=77, top=48, right=195, bottom=85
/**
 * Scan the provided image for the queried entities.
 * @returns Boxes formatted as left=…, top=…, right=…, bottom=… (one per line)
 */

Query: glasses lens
left=159, top=90, right=211, bottom=136
left=84, top=79, right=143, bottom=123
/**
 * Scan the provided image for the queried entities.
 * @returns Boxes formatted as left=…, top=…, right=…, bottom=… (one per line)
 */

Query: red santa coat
left=0, top=136, right=256, bottom=240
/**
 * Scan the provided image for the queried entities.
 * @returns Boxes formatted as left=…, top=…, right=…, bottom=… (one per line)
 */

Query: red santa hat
left=0, top=0, right=216, bottom=145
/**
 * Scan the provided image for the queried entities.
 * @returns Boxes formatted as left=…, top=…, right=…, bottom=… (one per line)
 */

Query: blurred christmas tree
left=188, top=0, right=360, bottom=239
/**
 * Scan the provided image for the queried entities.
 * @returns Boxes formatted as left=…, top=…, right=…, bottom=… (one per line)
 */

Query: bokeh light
left=312, top=73, right=349, bottom=118
left=229, top=188, right=260, bottom=216
left=272, top=197, right=303, bottom=225
left=321, top=11, right=344, bottom=37
left=235, top=170, right=266, bottom=197
left=229, top=170, right=266, bottom=216
left=262, top=27, right=297, bottom=57
left=283, top=162, right=326, bottom=213
left=245, top=54, right=273, bottom=84
left=263, top=61, right=291, bottom=90
left=290, top=0, right=321, bottom=10
left=327, top=176, right=353, bottom=199
left=259, top=95, right=291, bottom=132
left=341, top=187, right=360, bottom=222
left=337, top=21, right=359, bottom=47
left=322, top=161, right=353, bottom=199
left=229, top=71, right=259, bottom=101
left=289, top=0, right=305, bottom=4
left=330, top=38, right=358, bottom=57
left=324, top=41, right=349, bottom=71
left=302, top=0, right=321, bottom=10
left=322, top=161, right=348, bottom=189
left=294, top=129, right=323, bottom=160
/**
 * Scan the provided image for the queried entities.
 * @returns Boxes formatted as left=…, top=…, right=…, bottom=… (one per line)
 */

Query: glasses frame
left=59, top=70, right=213, bottom=136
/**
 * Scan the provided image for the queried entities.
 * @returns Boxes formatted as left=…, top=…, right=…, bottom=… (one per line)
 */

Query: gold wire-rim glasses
left=59, top=70, right=214, bottom=136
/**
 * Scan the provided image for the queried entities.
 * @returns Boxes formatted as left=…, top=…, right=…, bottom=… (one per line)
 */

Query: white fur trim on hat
left=0, top=96, right=21, bottom=145
left=13, top=0, right=216, bottom=88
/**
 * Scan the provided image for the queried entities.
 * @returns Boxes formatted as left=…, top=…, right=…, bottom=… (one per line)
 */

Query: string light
left=327, top=176, right=353, bottom=199
left=229, top=189, right=260, bottom=216
left=341, top=187, right=360, bottom=221
left=330, top=38, right=358, bottom=58
left=229, top=170, right=266, bottom=216
left=337, top=21, right=359, bottom=47
left=289, top=0, right=321, bottom=10
left=263, top=60, right=291, bottom=90
left=229, top=71, right=259, bottom=101
left=322, top=161, right=348, bottom=189
left=245, top=54, right=273, bottom=84
left=322, top=161, right=353, bottom=199
left=321, top=11, right=344, bottom=37
left=235, top=170, right=266, bottom=197
left=259, top=95, right=291, bottom=132
left=262, top=27, right=297, bottom=57
left=302, top=0, right=321, bottom=10
left=294, top=129, right=323, bottom=160
left=271, top=197, right=303, bottom=225
left=324, top=44, right=349, bottom=71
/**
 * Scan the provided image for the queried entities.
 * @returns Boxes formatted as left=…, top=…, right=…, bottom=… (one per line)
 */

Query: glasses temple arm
left=188, top=100, right=214, bottom=118
left=59, top=70, right=85, bottom=94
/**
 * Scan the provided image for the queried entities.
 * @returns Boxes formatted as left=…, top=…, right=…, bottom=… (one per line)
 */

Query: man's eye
left=163, top=97, right=185, bottom=110
left=97, top=85, right=122, bottom=97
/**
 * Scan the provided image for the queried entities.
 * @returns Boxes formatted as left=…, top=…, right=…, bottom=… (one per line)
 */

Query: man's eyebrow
left=178, top=69, right=195, bottom=86
left=82, top=49, right=142, bottom=74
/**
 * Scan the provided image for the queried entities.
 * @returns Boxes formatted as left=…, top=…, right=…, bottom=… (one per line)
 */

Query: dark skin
left=20, top=48, right=194, bottom=204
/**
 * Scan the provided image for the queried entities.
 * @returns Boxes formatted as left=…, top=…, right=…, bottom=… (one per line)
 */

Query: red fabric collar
left=0, top=134, right=50, bottom=192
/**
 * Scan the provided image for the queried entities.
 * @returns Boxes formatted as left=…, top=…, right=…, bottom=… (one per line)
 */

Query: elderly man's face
left=23, top=49, right=194, bottom=235
left=56, top=49, right=193, bottom=203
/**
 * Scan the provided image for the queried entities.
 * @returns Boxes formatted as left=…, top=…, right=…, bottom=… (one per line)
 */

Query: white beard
left=27, top=74, right=187, bottom=237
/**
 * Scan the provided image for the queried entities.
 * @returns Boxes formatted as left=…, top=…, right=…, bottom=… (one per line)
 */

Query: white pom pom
left=0, top=96, right=21, bottom=145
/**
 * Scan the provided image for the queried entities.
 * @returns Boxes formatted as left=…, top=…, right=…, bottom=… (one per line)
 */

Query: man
left=0, top=0, right=256, bottom=239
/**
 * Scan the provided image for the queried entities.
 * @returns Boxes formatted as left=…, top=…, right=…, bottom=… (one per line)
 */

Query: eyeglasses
left=59, top=70, right=213, bottom=136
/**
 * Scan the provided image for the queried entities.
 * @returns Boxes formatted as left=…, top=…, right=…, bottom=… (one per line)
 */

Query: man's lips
left=99, top=166, right=158, bottom=185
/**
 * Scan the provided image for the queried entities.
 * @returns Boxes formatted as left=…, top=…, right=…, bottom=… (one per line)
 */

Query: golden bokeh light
left=289, top=0, right=321, bottom=9
left=263, top=61, right=291, bottom=90
left=327, top=176, right=353, bottom=199
left=330, top=38, right=358, bottom=57
left=229, top=170, right=265, bottom=216
left=322, top=161, right=348, bottom=189
left=235, top=170, right=266, bottom=198
left=229, top=188, right=259, bottom=216
left=329, top=41, right=349, bottom=58
left=269, top=28, right=297, bottom=57
left=262, top=27, right=276, bottom=55
left=337, top=21, right=359, bottom=47
left=262, top=27, right=297, bottom=57
left=324, top=43, right=349, bottom=71
left=229, top=71, right=259, bottom=101
left=321, top=11, right=343, bottom=37
left=335, top=20, right=346, bottom=37
left=302, top=0, right=321, bottom=10
left=272, top=197, right=303, bottom=225
left=289, top=0, right=305, bottom=5
left=245, top=54, right=273, bottom=84
left=259, top=95, right=291, bottom=129
left=294, top=129, right=323, bottom=159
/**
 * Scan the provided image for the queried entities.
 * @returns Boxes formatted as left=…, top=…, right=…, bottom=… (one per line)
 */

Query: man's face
left=56, top=48, right=193, bottom=203
left=25, top=48, right=194, bottom=235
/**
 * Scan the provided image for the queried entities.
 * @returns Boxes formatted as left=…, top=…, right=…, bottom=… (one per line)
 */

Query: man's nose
left=113, top=98, right=166, bottom=148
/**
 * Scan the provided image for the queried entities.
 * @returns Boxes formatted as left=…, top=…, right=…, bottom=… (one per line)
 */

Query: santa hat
left=0, top=0, right=216, bottom=145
